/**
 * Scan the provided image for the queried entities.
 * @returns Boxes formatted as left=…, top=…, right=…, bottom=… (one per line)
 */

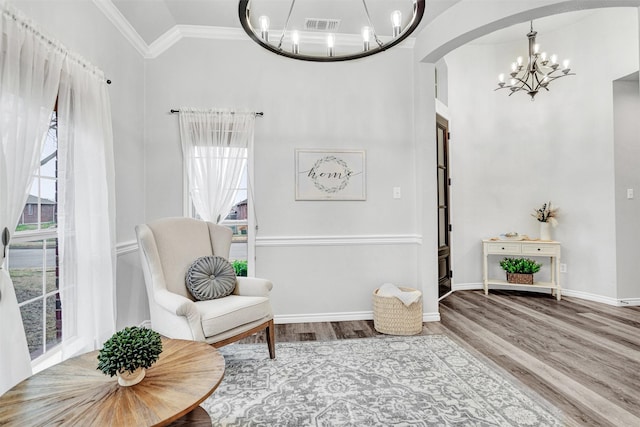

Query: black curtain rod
left=170, top=109, right=263, bottom=117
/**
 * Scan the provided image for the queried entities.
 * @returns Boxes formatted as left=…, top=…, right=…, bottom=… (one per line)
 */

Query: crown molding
left=91, top=0, right=149, bottom=57
left=148, top=26, right=247, bottom=58
left=94, top=0, right=416, bottom=59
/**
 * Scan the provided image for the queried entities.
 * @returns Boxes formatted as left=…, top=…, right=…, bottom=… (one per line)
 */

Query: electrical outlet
left=393, top=187, right=401, bottom=199
left=560, top=263, right=567, bottom=273
left=627, top=188, right=634, bottom=199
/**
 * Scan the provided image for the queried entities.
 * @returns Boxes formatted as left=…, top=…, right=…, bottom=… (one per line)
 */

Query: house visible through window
left=7, top=111, right=61, bottom=360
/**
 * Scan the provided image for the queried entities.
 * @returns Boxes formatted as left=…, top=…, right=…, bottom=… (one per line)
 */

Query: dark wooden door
left=436, top=115, right=451, bottom=297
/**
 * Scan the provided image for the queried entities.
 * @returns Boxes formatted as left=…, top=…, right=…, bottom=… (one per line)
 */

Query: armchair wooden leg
left=266, top=319, right=276, bottom=359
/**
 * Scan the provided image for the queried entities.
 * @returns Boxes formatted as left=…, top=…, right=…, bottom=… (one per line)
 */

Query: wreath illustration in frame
left=295, top=149, right=366, bottom=200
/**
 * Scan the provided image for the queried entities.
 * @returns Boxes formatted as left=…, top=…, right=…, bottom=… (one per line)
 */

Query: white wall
left=14, top=0, right=147, bottom=327
left=613, top=76, right=640, bottom=301
left=446, top=9, right=639, bottom=300
left=144, top=38, right=426, bottom=320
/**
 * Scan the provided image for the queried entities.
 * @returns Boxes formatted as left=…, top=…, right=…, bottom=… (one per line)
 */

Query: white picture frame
left=295, top=149, right=366, bottom=200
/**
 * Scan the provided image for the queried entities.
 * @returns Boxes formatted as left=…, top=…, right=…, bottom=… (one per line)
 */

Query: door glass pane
left=20, top=300, right=44, bottom=359
left=439, top=208, right=447, bottom=247
left=10, top=240, right=45, bottom=304
left=46, top=238, right=58, bottom=293
left=438, top=168, right=446, bottom=206
left=437, top=127, right=445, bottom=166
left=46, top=294, right=62, bottom=349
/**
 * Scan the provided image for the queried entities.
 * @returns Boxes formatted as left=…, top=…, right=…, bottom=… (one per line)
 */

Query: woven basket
left=372, top=287, right=423, bottom=336
left=506, top=273, right=534, bottom=285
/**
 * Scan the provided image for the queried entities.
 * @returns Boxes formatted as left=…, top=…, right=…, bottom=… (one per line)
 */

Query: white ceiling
left=110, top=0, right=462, bottom=46
left=470, top=9, right=596, bottom=45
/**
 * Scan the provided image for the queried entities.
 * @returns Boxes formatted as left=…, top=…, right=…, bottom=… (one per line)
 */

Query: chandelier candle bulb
left=541, top=52, right=548, bottom=63
left=391, top=10, right=402, bottom=37
left=327, top=34, right=335, bottom=57
left=291, top=31, right=299, bottom=54
left=362, top=26, right=371, bottom=51
left=258, top=15, right=269, bottom=41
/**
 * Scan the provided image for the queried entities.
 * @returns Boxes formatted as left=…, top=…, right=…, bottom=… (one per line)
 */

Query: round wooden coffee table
left=0, top=338, right=224, bottom=426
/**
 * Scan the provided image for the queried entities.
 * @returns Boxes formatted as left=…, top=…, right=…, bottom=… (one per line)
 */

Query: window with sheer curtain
left=1, top=2, right=116, bottom=394
left=179, top=109, right=256, bottom=264
left=7, top=111, right=61, bottom=361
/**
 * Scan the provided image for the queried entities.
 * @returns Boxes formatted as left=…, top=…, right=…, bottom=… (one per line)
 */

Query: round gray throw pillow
left=186, top=256, right=236, bottom=301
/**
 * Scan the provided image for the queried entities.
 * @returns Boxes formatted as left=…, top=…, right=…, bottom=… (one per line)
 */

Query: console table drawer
left=485, top=242, right=522, bottom=254
left=522, top=245, right=559, bottom=256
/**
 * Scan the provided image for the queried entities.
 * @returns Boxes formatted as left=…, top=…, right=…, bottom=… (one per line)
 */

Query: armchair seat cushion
left=196, top=295, right=272, bottom=338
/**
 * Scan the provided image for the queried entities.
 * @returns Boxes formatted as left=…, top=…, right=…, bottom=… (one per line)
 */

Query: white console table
left=482, top=239, right=562, bottom=300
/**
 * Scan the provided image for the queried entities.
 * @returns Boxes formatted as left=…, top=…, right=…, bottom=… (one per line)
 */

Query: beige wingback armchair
left=136, top=217, right=275, bottom=358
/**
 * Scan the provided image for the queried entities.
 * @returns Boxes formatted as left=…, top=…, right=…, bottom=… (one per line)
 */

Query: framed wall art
left=295, top=149, right=366, bottom=200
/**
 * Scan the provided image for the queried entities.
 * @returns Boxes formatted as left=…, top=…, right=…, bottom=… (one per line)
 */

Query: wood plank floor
left=241, top=290, right=640, bottom=427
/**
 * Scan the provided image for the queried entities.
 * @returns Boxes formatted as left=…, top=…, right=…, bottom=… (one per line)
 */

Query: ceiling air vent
left=304, top=18, right=341, bottom=32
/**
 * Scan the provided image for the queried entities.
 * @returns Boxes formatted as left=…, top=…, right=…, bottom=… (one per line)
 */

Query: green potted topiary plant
left=499, top=257, right=542, bottom=285
left=97, top=326, right=163, bottom=386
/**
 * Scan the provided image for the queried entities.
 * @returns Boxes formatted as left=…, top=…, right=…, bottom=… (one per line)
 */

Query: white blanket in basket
left=378, top=283, right=421, bottom=307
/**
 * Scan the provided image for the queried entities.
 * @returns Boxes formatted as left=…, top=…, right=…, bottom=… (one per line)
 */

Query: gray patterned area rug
left=201, top=335, right=564, bottom=426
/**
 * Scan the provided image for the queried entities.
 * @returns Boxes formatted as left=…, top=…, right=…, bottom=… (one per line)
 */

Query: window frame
left=7, top=110, right=65, bottom=367
left=182, top=145, right=255, bottom=276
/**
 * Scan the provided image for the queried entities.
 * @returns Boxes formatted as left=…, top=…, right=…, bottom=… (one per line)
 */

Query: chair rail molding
left=256, top=234, right=422, bottom=248
left=116, top=240, right=138, bottom=256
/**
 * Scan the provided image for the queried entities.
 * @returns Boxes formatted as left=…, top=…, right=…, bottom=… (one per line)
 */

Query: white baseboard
left=274, top=310, right=440, bottom=324
left=452, top=282, right=483, bottom=291
left=452, top=282, right=639, bottom=307
left=617, top=298, right=640, bottom=307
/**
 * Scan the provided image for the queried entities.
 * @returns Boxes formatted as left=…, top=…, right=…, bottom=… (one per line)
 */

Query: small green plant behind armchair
left=499, top=257, right=542, bottom=274
left=232, top=259, right=248, bottom=277
left=97, top=326, right=163, bottom=377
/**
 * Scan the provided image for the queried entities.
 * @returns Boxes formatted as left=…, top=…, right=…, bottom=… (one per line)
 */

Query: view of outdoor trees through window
left=7, top=111, right=61, bottom=360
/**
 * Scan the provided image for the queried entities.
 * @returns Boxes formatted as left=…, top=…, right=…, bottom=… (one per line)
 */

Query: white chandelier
left=238, top=0, right=425, bottom=62
left=495, top=21, right=575, bottom=100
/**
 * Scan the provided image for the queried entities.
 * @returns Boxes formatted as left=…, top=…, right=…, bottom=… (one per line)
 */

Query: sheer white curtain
left=57, top=57, right=116, bottom=354
left=179, top=108, right=255, bottom=223
left=0, top=1, right=116, bottom=394
left=0, top=2, right=64, bottom=394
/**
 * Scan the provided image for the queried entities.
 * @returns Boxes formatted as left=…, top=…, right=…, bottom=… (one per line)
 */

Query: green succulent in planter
left=499, top=257, right=542, bottom=274
left=97, top=326, right=163, bottom=377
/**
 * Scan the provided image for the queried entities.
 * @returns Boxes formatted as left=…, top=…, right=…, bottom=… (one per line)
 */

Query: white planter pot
left=116, top=367, right=146, bottom=387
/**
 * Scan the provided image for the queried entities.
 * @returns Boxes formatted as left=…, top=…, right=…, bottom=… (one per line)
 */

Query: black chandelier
left=238, top=0, right=425, bottom=62
left=495, top=21, right=575, bottom=100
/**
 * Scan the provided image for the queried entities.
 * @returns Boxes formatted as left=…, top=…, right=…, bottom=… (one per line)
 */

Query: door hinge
left=447, top=131, right=451, bottom=140
left=449, top=224, right=452, bottom=232
left=448, top=178, right=451, bottom=186
left=450, top=269, right=453, bottom=278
